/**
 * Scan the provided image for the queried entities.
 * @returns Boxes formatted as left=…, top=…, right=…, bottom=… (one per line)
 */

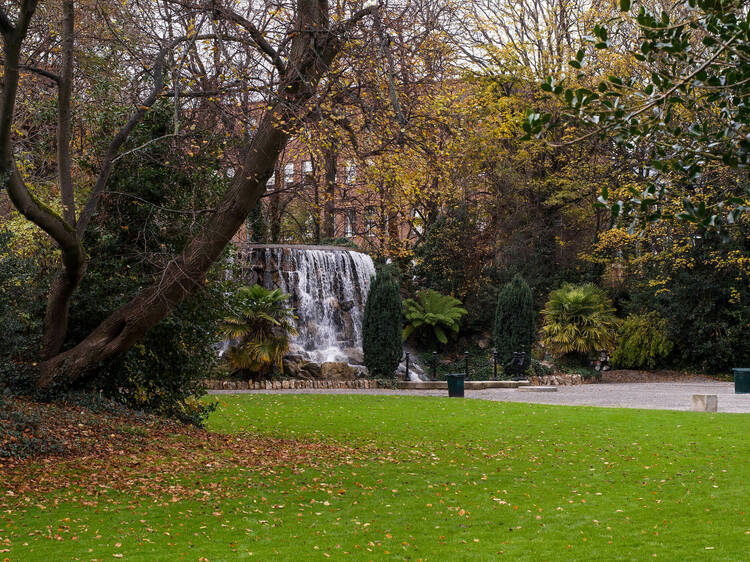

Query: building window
left=283, top=163, right=295, bottom=186
left=344, top=161, right=356, bottom=185
left=302, top=160, right=313, bottom=176
left=345, top=210, right=356, bottom=238
left=365, top=206, right=377, bottom=236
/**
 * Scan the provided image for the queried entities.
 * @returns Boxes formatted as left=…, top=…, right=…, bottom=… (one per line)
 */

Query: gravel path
left=208, top=382, right=750, bottom=413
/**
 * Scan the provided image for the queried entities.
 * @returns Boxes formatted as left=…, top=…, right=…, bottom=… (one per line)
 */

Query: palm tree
left=403, top=289, right=467, bottom=348
left=540, top=283, right=618, bottom=360
left=221, top=285, right=297, bottom=377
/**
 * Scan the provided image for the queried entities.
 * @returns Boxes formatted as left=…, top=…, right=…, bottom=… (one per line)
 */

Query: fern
left=403, top=289, right=467, bottom=347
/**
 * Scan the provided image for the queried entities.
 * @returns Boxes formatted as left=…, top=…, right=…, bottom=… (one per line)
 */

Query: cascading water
left=238, top=244, right=376, bottom=363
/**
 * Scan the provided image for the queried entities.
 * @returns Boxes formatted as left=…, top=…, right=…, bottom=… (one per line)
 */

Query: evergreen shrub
left=493, top=274, right=535, bottom=369
left=612, top=312, right=673, bottom=370
left=362, top=271, right=402, bottom=377
left=540, top=283, right=619, bottom=360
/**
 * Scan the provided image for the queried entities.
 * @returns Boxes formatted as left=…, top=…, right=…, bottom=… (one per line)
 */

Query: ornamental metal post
left=493, top=349, right=498, bottom=380
left=405, top=352, right=410, bottom=381
left=464, top=351, right=469, bottom=380
left=432, top=351, right=438, bottom=381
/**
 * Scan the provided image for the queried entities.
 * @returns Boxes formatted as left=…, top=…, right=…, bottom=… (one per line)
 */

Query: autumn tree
left=0, top=0, right=392, bottom=388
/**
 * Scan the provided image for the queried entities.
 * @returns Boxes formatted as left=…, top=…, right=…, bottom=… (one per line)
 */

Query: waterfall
left=239, top=244, right=376, bottom=363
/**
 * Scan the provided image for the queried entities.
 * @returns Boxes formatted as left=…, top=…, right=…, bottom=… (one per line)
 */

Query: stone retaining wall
left=204, top=379, right=384, bottom=391
left=527, top=374, right=583, bottom=386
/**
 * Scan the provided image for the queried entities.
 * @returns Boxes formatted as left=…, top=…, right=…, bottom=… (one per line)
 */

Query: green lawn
left=3, top=394, right=750, bottom=560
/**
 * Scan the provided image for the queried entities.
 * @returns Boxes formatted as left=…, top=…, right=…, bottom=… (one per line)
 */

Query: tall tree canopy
left=0, top=0, right=398, bottom=387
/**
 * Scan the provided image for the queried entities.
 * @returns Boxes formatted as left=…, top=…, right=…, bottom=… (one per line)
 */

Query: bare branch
left=111, top=133, right=179, bottom=163
left=107, top=191, right=216, bottom=216
left=210, top=2, right=286, bottom=76
left=371, top=8, right=407, bottom=128
left=76, top=33, right=218, bottom=236
left=19, top=64, right=60, bottom=83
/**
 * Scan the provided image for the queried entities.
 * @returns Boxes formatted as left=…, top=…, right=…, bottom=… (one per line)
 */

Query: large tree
left=0, top=0, right=386, bottom=387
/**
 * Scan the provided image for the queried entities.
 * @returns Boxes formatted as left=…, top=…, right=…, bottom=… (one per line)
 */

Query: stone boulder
left=351, top=365, right=369, bottom=378
left=321, top=361, right=356, bottom=380
left=299, top=361, right=322, bottom=379
left=341, top=347, right=365, bottom=366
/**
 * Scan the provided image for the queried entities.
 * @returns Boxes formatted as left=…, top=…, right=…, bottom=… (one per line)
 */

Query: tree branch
left=57, top=0, right=75, bottom=225
left=19, top=63, right=60, bottom=83
left=209, top=2, right=286, bottom=76
left=76, top=33, right=217, bottom=236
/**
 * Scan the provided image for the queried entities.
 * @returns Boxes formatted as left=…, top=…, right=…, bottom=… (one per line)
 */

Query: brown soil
left=598, top=369, right=718, bottom=383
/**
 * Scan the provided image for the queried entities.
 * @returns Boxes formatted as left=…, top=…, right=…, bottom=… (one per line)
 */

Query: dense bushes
left=0, top=104, right=230, bottom=425
left=410, top=205, right=498, bottom=336
left=0, top=229, right=48, bottom=392
left=621, top=227, right=750, bottom=373
left=493, top=274, right=535, bottom=368
left=541, top=283, right=618, bottom=361
left=612, top=312, right=673, bottom=370
left=64, top=105, right=230, bottom=424
left=362, top=271, right=403, bottom=377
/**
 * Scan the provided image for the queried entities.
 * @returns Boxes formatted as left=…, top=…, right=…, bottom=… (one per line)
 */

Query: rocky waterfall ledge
left=236, top=243, right=376, bottom=370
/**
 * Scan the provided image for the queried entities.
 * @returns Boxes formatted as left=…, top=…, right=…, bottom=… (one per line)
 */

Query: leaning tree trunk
left=37, top=6, right=356, bottom=387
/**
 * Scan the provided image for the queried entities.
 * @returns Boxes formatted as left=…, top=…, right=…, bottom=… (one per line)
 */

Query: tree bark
left=57, top=0, right=75, bottom=225
left=322, top=145, right=337, bottom=238
left=42, top=0, right=81, bottom=360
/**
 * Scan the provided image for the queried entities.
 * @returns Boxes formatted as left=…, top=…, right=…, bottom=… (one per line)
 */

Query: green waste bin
left=446, top=373, right=465, bottom=398
left=734, top=368, right=750, bottom=394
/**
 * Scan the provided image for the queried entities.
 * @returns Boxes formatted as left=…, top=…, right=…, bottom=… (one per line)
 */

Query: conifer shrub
left=363, top=272, right=403, bottom=378
left=612, top=312, right=673, bottom=370
left=493, top=274, right=535, bottom=369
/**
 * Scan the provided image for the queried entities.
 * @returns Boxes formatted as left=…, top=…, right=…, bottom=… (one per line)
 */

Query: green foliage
left=220, top=285, right=297, bottom=376
left=66, top=101, right=230, bottom=424
left=320, top=237, right=360, bottom=250
left=612, top=312, right=673, bottom=370
left=528, top=359, right=554, bottom=378
left=411, top=205, right=497, bottom=335
left=246, top=202, right=268, bottom=243
left=624, top=229, right=750, bottom=373
left=526, top=0, right=750, bottom=229
left=0, top=229, right=48, bottom=392
left=403, top=289, right=467, bottom=349
left=541, top=283, right=619, bottom=358
left=362, top=271, right=403, bottom=378
left=493, top=274, right=535, bottom=368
